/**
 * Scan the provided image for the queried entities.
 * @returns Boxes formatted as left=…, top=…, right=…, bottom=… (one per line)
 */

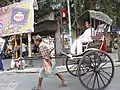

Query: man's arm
left=79, top=28, right=93, bottom=39
left=79, top=30, right=87, bottom=38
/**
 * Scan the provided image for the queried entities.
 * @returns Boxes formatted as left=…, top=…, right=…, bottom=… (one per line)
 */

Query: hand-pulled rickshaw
left=62, top=10, right=114, bottom=90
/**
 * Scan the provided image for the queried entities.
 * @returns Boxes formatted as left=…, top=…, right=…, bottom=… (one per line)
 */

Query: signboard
left=21, top=0, right=38, bottom=10
left=0, top=1, right=34, bottom=37
left=11, top=8, right=29, bottom=25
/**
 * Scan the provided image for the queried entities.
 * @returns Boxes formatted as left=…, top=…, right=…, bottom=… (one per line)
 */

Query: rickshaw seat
left=82, top=42, right=90, bottom=48
left=88, top=40, right=103, bottom=49
left=88, top=34, right=104, bottom=49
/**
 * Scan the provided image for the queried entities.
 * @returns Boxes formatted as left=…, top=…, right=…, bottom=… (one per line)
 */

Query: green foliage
left=74, top=0, right=120, bottom=26
left=34, top=0, right=53, bottom=22
left=0, top=0, right=13, bottom=7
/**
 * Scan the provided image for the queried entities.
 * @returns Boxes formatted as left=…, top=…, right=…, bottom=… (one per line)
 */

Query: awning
left=78, top=10, right=113, bottom=26
left=34, top=20, right=58, bottom=36
left=111, top=26, right=120, bottom=32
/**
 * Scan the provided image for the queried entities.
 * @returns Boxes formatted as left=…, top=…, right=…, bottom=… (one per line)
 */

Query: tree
left=0, top=0, right=13, bottom=7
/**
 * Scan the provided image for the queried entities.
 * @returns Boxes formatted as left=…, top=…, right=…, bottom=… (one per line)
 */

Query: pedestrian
left=35, top=35, right=67, bottom=90
left=22, top=43, right=28, bottom=57
left=0, top=44, right=4, bottom=71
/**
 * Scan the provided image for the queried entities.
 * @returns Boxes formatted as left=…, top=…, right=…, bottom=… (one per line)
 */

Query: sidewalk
left=1, top=61, right=120, bottom=74
left=1, top=52, right=120, bottom=74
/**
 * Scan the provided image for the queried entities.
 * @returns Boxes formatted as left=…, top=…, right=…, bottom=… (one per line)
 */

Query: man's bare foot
left=37, top=86, right=42, bottom=90
left=32, top=86, right=42, bottom=90
left=61, top=81, right=68, bottom=87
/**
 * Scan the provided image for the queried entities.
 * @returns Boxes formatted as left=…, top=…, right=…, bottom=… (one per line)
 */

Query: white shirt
left=78, top=27, right=95, bottom=42
left=22, top=43, right=26, bottom=52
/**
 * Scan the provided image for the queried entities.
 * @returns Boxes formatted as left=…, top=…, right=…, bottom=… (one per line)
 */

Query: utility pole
left=67, top=0, right=72, bottom=51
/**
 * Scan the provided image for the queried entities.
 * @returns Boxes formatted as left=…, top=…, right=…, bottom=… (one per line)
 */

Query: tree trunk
left=117, top=42, right=120, bottom=61
left=55, top=21, right=62, bottom=55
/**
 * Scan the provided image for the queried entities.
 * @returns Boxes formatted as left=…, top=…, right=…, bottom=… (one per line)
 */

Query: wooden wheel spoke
left=96, top=73, right=100, bottom=89
left=92, top=72, right=97, bottom=89
left=94, top=52, right=98, bottom=66
left=69, top=64, right=77, bottom=69
left=102, top=67, right=111, bottom=69
left=98, top=72, right=106, bottom=86
left=94, top=52, right=102, bottom=68
left=86, top=72, right=94, bottom=86
left=81, top=69, right=93, bottom=79
left=68, top=59, right=77, bottom=63
left=100, top=60, right=109, bottom=68
left=99, top=72, right=109, bottom=81
left=81, top=64, right=92, bottom=72
left=100, top=68, right=112, bottom=77
left=72, top=65, right=78, bottom=74
left=80, top=65, right=85, bottom=73
left=87, top=55, right=96, bottom=67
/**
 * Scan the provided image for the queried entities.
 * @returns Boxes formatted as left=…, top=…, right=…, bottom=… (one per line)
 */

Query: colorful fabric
left=39, top=59, right=58, bottom=78
left=100, top=39, right=107, bottom=52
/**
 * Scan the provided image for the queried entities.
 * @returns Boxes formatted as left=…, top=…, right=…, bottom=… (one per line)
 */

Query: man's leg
left=76, top=39, right=82, bottom=54
left=38, top=77, right=43, bottom=89
left=56, top=73, right=67, bottom=86
left=56, top=73, right=65, bottom=82
left=38, top=68, right=44, bottom=89
left=71, top=40, right=77, bottom=54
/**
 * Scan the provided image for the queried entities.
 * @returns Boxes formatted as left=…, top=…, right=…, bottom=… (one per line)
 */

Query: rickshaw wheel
left=66, top=57, right=80, bottom=76
left=78, top=50, right=114, bottom=90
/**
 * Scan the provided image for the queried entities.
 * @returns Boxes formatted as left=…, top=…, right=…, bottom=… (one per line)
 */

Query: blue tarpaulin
left=111, top=26, right=120, bottom=32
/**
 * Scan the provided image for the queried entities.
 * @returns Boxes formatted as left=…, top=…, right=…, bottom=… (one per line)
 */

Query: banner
left=0, top=1, right=34, bottom=37
left=21, top=0, right=38, bottom=10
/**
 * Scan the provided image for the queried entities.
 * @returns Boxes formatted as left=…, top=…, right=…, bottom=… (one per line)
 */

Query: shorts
left=39, top=60, right=58, bottom=78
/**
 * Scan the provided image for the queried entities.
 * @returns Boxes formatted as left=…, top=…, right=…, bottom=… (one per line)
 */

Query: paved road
left=0, top=67, right=120, bottom=90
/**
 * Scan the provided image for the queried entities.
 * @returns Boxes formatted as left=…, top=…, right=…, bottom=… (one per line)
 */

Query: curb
left=0, top=62, right=120, bottom=74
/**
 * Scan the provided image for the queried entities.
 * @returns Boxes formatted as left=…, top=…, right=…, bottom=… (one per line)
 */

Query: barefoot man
left=35, top=35, right=67, bottom=90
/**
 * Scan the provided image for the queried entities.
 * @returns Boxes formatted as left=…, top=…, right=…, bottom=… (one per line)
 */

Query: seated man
left=71, top=21, right=95, bottom=54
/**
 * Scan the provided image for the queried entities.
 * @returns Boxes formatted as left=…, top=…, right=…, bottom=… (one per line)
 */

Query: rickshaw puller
left=35, top=35, right=67, bottom=90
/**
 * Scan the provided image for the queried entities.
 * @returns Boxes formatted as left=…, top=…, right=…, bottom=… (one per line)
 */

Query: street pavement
left=0, top=52, right=120, bottom=90
left=0, top=67, right=120, bottom=90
